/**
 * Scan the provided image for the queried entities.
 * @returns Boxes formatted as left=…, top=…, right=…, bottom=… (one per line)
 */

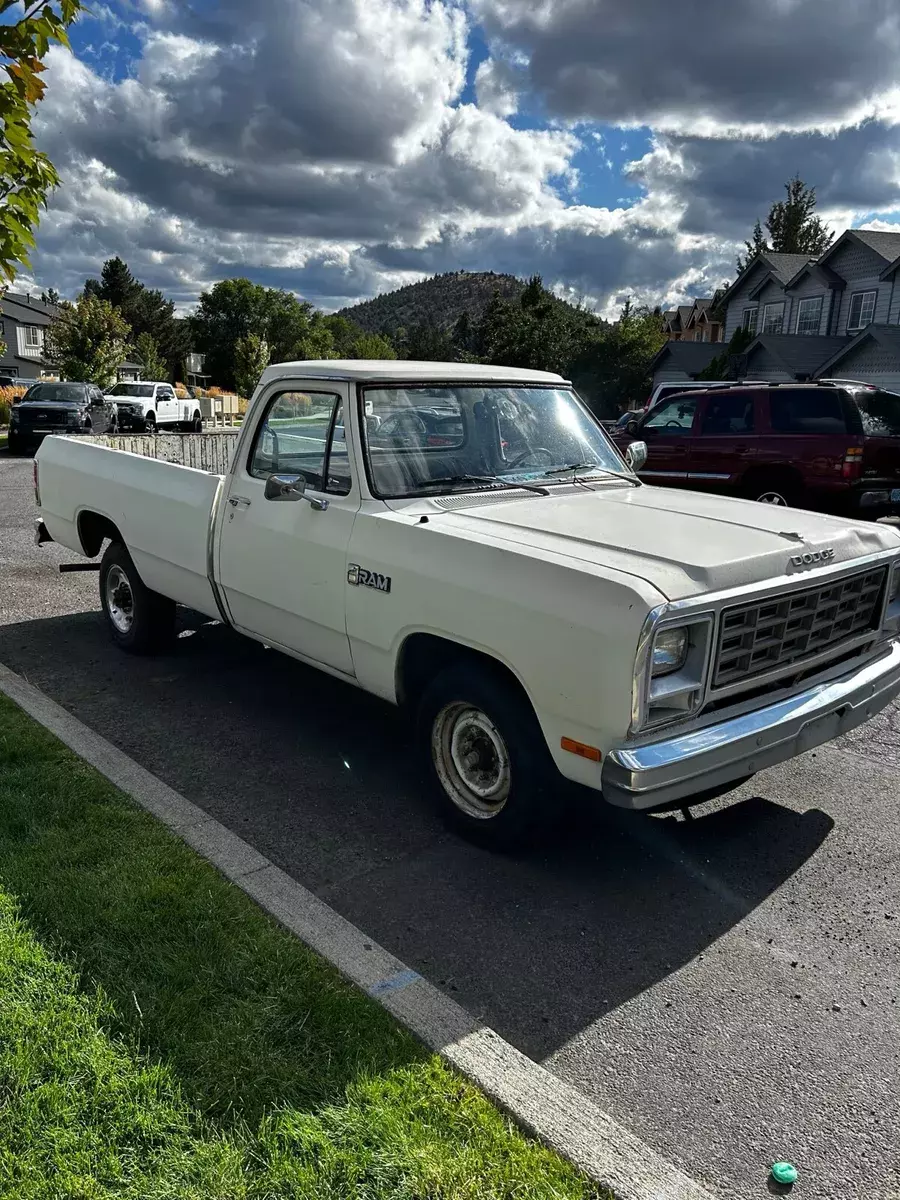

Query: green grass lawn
left=0, top=434, right=7, bottom=451
left=0, top=695, right=607, bottom=1199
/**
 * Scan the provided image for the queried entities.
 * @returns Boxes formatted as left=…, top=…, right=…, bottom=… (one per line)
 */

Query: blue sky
left=21, top=0, right=900, bottom=314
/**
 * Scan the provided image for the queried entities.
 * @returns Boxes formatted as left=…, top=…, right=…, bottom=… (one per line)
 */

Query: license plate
left=891, top=489, right=900, bottom=503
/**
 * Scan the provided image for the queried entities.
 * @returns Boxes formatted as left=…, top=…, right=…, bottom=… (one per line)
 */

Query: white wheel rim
left=757, top=491, right=787, bottom=505
left=105, top=564, right=134, bottom=633
left=432, top=701, right=511, bottom=819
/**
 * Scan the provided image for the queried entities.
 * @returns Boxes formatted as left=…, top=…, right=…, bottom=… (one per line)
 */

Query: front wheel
left=144, top=413, right=157, bottom=435
left=417, top=663, right=565, bottom=849
left=99, top=542, right=175, bottom=654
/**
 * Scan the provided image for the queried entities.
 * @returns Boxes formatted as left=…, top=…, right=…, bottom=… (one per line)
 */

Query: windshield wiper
left=542, top=462, right=639, bottom=486
left=419, top=474, right=549, bottom=496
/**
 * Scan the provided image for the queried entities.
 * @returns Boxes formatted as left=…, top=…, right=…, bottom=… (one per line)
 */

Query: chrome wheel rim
left=432, top=701, right=511, bottom=819
left=105, top=565, right=134, bottom=633
left=757, top=491, right=787, bottom=505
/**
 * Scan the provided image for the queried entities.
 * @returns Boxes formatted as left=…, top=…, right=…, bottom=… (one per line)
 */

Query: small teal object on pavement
left=771, top=1162, right=798, bottom=1186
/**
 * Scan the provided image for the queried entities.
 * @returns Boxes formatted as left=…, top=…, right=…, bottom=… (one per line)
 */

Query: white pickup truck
left=34, top=360, right=900, bottom=846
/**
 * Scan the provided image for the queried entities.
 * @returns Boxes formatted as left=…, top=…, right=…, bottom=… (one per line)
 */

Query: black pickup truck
left=8, top=381, right=117, bottom=454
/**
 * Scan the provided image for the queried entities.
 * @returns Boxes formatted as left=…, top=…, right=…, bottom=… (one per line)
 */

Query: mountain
left=338, top=271, right=580, bottom=337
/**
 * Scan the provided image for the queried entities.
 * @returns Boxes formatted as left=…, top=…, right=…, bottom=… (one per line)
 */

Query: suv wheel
left=743, top=471, right=803, bottom=509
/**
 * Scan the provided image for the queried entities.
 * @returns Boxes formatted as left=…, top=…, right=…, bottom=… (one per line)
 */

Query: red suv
left=613, top=382, right=900, bottom=518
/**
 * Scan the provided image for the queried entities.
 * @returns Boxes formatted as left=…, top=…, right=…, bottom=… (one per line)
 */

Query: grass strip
left=0, top=694, right=607, bottom=1199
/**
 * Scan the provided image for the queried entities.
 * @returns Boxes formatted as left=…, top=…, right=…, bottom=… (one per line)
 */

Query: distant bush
left=207, top=386, right=223, bottom=398
left=237, top=395, right=249, bottom=414
left=174, top=383, right=188, bottom=399
left=0, top=385, right=26, bottom=424
left=0, top=400, right=8, bottom=426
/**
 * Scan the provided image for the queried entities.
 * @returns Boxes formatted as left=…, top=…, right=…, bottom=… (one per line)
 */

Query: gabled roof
left=744, top=334, right=850, bottom=378
left=784, top=260, right=844, bottom=290
left=813, top=324, right=900, bottom=377
left=818, top=228, right=900, bottom=276
left=649, top=341, right=721, bottom=374
left=718, top=252, right=813, bottom=308
left=0, top=291, right=58, bottom=324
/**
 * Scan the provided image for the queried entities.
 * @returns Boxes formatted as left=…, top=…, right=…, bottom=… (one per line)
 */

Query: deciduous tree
left=44, top=294, right=131, bottom=388
left=233, top=332, right=270, bottom=400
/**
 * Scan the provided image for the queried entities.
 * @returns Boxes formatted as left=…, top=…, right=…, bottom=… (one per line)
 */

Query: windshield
left=850, top=388, right=900, bottom=437
left=23, top=383, right=85, bottom=402
left=361, top=384, right=630, bottom=499
left=107, top=383, right=154, bottom=397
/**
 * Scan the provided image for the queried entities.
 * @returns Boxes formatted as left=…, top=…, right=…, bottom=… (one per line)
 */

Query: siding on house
left=741, top=349, right=793, bottom=381
left=785, top=273, right=831, bottom=335
left=724, top=272, right=764, bottom=339
left=888, top=276, right=900, bottom=325
left=826, top=241, right=892, bottom=334
left=755, top=279, right=791, bottom=333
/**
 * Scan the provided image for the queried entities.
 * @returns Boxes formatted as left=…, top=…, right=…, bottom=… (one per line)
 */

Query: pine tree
left=737, top=221, right=769, bottom=273
left=766, top=175, right=833, bottom=257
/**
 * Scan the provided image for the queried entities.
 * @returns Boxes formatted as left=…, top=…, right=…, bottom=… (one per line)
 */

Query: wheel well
left=395, top=632, right=526, bottom=711
left=78, top=511, right=123, bottom=558
left=740, top=464, right=803, bottom=494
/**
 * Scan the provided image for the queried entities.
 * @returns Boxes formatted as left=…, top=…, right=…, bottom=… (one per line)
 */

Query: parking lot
left=2, top=446, right=899, bottom=1200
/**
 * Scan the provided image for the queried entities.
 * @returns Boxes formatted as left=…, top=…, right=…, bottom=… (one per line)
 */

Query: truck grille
left=18, top=407, right=67, bottom=429
left=713, top=566, right=888, bottom=690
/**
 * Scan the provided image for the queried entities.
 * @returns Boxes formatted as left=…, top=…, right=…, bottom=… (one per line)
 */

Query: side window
left=769, top=389, right=847, bottom=435
left=643, top=395, right=700, bottom=432
left=249, top=390, right=342, bottom=491
left=701, top=393, right=755, bottom=435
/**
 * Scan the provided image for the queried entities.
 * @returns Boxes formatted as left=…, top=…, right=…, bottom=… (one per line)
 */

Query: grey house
left=0, top=291, right=59, bottom=379
left=652, top=228, right=900, bottom=391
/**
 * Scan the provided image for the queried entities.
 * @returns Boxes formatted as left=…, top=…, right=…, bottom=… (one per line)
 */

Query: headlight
left=884, top=559, right=900, bottom=636
left=651, top=627, right=689, bottom=676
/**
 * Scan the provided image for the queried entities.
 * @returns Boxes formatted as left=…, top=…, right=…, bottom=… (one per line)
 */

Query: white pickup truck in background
left=34, top=359, right=900, bottom=847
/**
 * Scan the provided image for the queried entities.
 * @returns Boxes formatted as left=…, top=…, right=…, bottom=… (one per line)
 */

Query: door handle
left=228, top=496, right=251, bottom=508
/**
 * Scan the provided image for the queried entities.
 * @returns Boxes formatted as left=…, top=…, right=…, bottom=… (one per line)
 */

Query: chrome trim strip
left=605, top=641, right=900, bottom=809
left=640, top=470, right=689, bottom=478
left=688, top=472, right=731, bottom=481
left=205, top=476, right=233, bottom=627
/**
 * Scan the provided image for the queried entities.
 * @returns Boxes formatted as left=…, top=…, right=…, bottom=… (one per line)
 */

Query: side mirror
left=626, top=419, right=640, bottom=437
left=264, top=472, right=329, bottom=511
left=625, top=440, right=648, bottom=473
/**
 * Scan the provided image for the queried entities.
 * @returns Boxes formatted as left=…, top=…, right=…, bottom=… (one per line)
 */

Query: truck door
left=633, top=393, right=702, bottom=486
left=215, top=382, right=357, bottom=674
left=155, top=385, right=179, bottom=426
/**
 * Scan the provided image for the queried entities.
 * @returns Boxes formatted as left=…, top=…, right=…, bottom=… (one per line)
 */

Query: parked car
left=105, top=381, right=203, bottom=433
left=614, top=382, right=900, bottom=518
left=33, top=360, right=900, bottom=848
left=7, top=381, right=116, bottom=455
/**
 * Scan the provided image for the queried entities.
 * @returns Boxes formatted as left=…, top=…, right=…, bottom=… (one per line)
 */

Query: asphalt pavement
left=1, top=447, right=899, bottom=1200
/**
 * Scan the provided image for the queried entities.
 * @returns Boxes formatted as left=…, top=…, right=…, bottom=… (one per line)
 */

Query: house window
left=695, top=330, right=704, bottom=342
left=795, top=296, right=823, bottom=336
left=742, top=308, right=758, bottom=334
left=847, top=290, right=877, bottom=332
left=24, top=325, right=43, bottom=349
left=763, top=302, right=785, bottom=334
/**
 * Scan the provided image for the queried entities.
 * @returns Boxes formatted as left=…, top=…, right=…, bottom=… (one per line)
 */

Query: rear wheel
left=417, top=663, right=565, bottom=849
left=742, top=470, right=803, bottom=509
left=99, top=542, right=175, bottom=654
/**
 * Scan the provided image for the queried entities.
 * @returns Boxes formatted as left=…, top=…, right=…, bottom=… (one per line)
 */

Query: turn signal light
left=561, top=737, right=601, bottom=762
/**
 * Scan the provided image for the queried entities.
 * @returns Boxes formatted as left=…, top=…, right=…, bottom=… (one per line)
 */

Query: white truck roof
left=259, top=360, right=568, bottom=386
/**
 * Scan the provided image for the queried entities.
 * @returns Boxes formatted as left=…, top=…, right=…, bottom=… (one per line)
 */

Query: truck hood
left=433, top=484, right=899, bottom=601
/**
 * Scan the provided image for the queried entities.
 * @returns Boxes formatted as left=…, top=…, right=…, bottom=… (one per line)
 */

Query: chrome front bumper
left=602, top=641, right=900, bottom=810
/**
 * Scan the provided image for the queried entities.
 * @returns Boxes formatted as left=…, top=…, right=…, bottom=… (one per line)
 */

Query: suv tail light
left=33, top=460, right=41, bottom=506
left=842, top=446, right=863, bottom=480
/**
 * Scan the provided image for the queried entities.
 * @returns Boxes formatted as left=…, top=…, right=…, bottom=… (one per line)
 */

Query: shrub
left=0, top=385, right=26, bottom=424
left=207, top=386, right=223, bottom=399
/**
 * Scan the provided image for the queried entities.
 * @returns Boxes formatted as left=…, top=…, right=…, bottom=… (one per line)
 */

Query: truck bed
left=36, top=435, right=224, bottom=619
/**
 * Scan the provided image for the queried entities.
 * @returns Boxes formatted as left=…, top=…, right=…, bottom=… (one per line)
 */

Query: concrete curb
left=0, top=661, right=715, bottom=1200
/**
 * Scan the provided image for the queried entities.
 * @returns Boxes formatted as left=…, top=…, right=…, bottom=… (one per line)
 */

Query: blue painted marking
left=367, top=968, right=422, bottom=997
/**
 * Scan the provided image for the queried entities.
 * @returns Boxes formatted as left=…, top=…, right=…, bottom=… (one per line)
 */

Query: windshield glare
left=108, top=383, right=154, bottom=397
left=362, top=385, right=628, bottom=498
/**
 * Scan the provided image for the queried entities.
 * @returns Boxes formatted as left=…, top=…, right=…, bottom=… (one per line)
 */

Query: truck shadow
left=0, top=609, right=834, bottom=1062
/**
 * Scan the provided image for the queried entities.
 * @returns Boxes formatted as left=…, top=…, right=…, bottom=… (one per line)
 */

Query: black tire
left=99, top=542, right=175, bottom=654
left=191, top=412, right=203, bottom=433
left=6, top=433, right=24, bottom=456
left=144, top=413, right=157, bottom=435
left=417, top=662, right=564, bottom=849
left=742, top=470, right=803, bottom=509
